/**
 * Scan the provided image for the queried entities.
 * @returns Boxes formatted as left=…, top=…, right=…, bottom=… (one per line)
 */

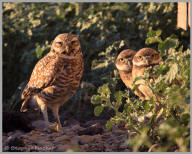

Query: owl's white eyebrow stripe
left=55, top=37, right=62, bottom=42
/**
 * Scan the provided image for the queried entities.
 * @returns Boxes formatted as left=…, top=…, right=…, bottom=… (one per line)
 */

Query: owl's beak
left=65, top=46, right=69, bottom=53
left=127, top=61, right=131, bottom=67
left=145, top=59, right=149, bottom=65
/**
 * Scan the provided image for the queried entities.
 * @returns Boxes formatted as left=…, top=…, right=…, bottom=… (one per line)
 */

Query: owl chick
left=115, top=49, right=145, bottom=99
left=132, top=47, right=162, bottom=102
left=20, top=33, right=84, bottom=131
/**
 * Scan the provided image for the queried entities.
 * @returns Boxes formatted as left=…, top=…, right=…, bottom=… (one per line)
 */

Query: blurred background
left=3, top=2, right=190, bottom=152
left=3, top=2, right=189, bottom=113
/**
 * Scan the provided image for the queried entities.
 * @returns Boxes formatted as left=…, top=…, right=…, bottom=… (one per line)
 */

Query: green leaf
left=156, top=65, right=170, bottom=75
left=98, top=84, right=111, bottom=98
left=165, top=63, right=178, bottom=83
left=144, top=102, right=150, bottom=111
left=106, top=121, right=113, bottom=131
left=132, top=84, right=140, bottom=92
left=35, top=46, right=43, bottom=58
left=179, top=45, right=183, bottom=52
left=145, top=30, right=162, bottom=45
left=94, top=106, right=104, bottom=116
left=158, top=37, right=179, bottom=53
left=145, top=37, right=162, bottom=45
left=156, top=30, right=162, bottom=36
left=114, top=91, right=123, bottom=103
left=147, top=29, right=162, bottom=37
left=91, top=95, right=102, bottom=105
left=181, top=113, right=190, bottom=125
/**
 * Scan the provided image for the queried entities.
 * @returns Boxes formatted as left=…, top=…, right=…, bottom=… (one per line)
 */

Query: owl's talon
left=20, top=34, right=83, bottom=135
left=56, top=124, right=62, bottom=132
left=44, top=122, right=62, bottom=132
left=47, top=122, right=57, bottom=131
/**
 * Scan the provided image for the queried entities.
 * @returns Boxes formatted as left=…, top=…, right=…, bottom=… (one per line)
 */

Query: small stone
left=70, top=136, right=79, bottom=145
left=112, top=129, right=127, bottom=136
left=78, top=135, right=95, bottom=144
left=84, top=120, right=106, bottom=127
left=77, top=123, right=103, bottom=135
left=82, top=143, right=89, bottom=149
left=29, top=135, right=41, bottom=143
left=54, top=135, right=71, bottom=143
left=20, top=134, right=29, bottom=139
left=51, top=132, right=59, bottom=137
left=61, top=127, right=75, bottom=136
left=71, top=124, right=83, bottom=131
left=30, top=130, right=37, bottom=135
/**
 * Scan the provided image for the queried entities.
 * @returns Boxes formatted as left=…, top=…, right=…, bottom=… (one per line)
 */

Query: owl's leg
left=39, top=104, right=49, bottom=129
left=34, top=96, right=50, bottom=130
left=51, top=105, right=62, bottom=132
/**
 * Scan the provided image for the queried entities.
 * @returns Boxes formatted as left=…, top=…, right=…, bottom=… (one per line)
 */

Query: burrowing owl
left=20, top=33, right=84, bottom=131
left=115, top=49, right=145, bottom=99
left=132, top=47, right=162, bottom=102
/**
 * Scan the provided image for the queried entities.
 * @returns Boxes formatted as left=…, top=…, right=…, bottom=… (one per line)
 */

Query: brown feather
left=20, top=33, right=84, bottom=131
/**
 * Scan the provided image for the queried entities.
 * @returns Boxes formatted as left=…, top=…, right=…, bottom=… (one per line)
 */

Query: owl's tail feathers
left=20, top=97, right=40, bottom=112
left=20, top=99, right=29, bottom=112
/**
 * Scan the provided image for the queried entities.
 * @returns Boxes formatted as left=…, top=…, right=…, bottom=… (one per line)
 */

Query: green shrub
left=91, top=30, right=190, bottom=152
left=3, top=3, right=190, bottom=151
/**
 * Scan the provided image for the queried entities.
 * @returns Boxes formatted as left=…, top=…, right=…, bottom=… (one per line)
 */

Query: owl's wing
left=21, top=55, right=64, bottom=99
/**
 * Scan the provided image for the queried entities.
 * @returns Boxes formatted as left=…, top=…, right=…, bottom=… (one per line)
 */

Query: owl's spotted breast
left=21, top=33, right=84, bottom=131
left=38, top=52, right=83, bottom=104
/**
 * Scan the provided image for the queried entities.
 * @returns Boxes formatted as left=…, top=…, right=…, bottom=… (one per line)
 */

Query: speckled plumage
left=132, top=48, right=162, bottom=101
left=115, top=49, right=145, bottom=99
left=21, top=33, right=84, bottom=131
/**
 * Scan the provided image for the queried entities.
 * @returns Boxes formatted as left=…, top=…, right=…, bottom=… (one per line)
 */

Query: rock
left=31, top=120, right=46, bottom=130
left=54, top=135, right=71, bottom=143
left=70, top=136, right=79, bottom=146
left=60, top=127, right=75, bottom=136
left=77, top=123, right=103, bottom=135
left=63, top=119, right=80, bottom=127
left=50, top=132, right=59, bottom=138
left=82, top=144, right=89, bottom=149
left=7, top=130, right=25, bottom=141
left=112, top=129, right=127, bottom=136
left=78, top=135, right=95, bottom=144
left=30, top=130, right=37, bottom=135
left=71, top=124, right=83, bottom=132
left=83, top=120, right=107, bottom=127
left=29, top=135, right=41, bottom=143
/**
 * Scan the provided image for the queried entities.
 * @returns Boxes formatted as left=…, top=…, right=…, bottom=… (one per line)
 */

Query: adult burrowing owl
left=132, top=47, right=162, bottom=102
left=115, top=49, right=145, bottom=99
left=20, top=33, right=84, bottom=131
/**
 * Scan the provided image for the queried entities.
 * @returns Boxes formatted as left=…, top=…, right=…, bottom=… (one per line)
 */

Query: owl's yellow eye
left=120, top=58, right=124, bottom=62
left=56, top=42, right=63, bottom=47
left=71, top=40, right=77, bottom=45
left=138, top=56, right=143, bottom=60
